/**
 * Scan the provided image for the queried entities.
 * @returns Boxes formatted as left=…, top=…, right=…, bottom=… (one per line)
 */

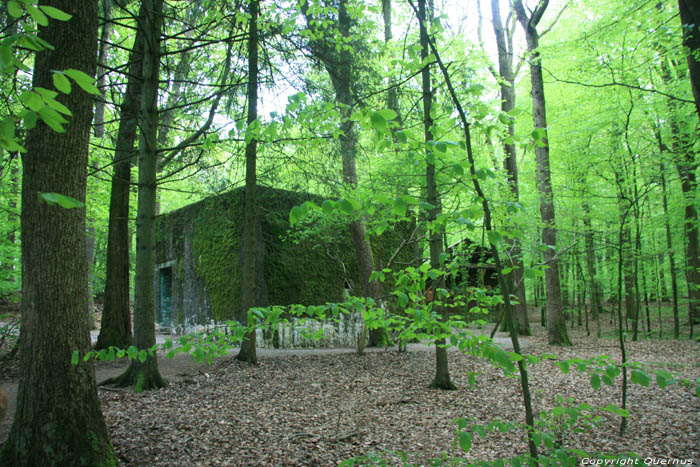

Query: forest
left=0, top=0, right=699, bottom=465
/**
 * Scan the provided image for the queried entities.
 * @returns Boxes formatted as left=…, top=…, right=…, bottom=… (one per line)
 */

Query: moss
left=156, top=186, right=414, bottom=324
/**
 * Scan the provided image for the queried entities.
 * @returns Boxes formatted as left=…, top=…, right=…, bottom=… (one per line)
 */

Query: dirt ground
left=1, top=309, right=698, bottom=466
left=0, top=327, right=517, bottom=444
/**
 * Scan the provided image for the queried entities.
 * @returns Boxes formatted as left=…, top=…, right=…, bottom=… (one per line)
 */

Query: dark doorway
left=159, top=267, right=172, bottom=325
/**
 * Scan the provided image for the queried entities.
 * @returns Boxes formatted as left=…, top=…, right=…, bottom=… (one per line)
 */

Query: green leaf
left=590, top=373, right=600, bottom=390
left=21, top=91, right=44, bottom=112
left=558, top=361, right=570, bottom=374
left=289, top=204, right=307, bottom=225
left=487, top=230, right=503, bottom=246
left=631, top=369, right=650, bottom=387
left=38, top=192, right=84, bottom=209
left=656, top=373, right=667, bottom=389
left=64, top=69, right=100, bottom=95
left=52, top=72, right=71, bottom=93
left=26, top=4, right=49, bottom=26
left=127, top=346, right=138, bottom=360
left=321, top=199, right=335, bottom=216
left=458, top=431, right=472, bottom=452
left=602, top=375, right=614, bottom=386
left=377, top=109, right=397, bottom=120
left=370, top=112, right=387, bottom=131
left=71, top=350, right=79, bottom=366
left=39, top=5, right=72, bottom=21
left=391, top=197, right=407, bottom=217
left=138, top=350, right=148, bottom=363
left=397, top=131, right=408, bottom=144
left=7, top=1, right=22, bottom=18
left=397, top=291, right=408, bottom=307
left=38, top=107, right=68, bottom=132
left=339, top=198, right=354, bottom=214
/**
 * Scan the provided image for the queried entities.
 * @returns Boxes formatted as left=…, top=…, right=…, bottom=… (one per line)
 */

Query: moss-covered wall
left=155, top=186, right=412, bottom=328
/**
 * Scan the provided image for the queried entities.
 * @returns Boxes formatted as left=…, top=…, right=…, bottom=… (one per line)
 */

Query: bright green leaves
left=38, top=192, right=84, bottom=209
left=6, top=1, right=72, bottom=24
left=39, top=5, right=72, bottom=21
left=590, top=373, right=601, bottom=390
left=289, top=202, right=309, bottom=225
left=7, top=1, right=23, bottom=18
left=0, top=117, right=25, bottom=152
left=391, top=197, right=407, bottom=217
left=458, top=431, right=472, bottom=453
left=531, top=127, right=548, bottom=147
left=631, top=369, right=650, bottom=387
left=15, top=69, right=100, bottom=137
left=21, top=87, right=70, bottom=131
left=25, top=3, right=48, bottom=26
left=62, top=69, right=101, bottom=95
left=52, top=72, right=71, bottom=93
left=369, top=109, right=398, bottom=132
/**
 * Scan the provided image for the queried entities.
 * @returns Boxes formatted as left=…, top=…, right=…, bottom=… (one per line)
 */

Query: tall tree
left=679, top=0, right=700, bottom=122
left=489, top=0, right=530, bottom=335
left=103, top=0, right=167, bottom=389
left=236, top=0, right=260, bottom=364
left=300, top=0, right=380, bottom=347
left=0, top=0, right=116, bottom=463
left=417, top=0, right=455, bottom=390
left=513, top=0, right=571, bottom=345
left=94, top=1, right=146, bottom=351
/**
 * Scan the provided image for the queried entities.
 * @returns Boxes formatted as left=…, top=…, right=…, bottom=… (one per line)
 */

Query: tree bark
left=0, top=0, right=117, bottom=464
left=236, top=0, right=259, bottom=365
left=490, top=0, right=529, bottom=336
left=103, top=0, right=167, bottom=390
left=94, top=0, right=111, bottom=138
left=660, top=160, right=680, bottom=338
left=582, top=203, right=603, bottom=336
left=513, top=0, right=570, bottom=345
left=416, top=0, right=455, bottom=390
left=300, top=0, right=380, bottom=346
left=95, top=1, right=146, bottom=351
left=679, top=0, right=700, bottom=122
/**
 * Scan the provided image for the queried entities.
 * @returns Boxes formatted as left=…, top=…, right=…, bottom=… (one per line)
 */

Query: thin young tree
left=0, top=0, right=117, bottom=463
left=416, top=0, right=455, bottom=390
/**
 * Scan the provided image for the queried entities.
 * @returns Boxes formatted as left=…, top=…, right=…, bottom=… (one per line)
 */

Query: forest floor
left=1, top=307, right=699, bottom=466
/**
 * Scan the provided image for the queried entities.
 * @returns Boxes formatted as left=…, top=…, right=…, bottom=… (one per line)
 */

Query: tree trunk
left=514, top=0, right=570, bottom=346
left=0, top=0, right=117, bottom=463
left=95, top=2, right=146, bottom=351
left=300, top=0, right=380, bottom=347
left=103, top=0, right=167, bottom=390
left=679, top=0, right=700, bottom=122
left=660, top=161, right=680, bottom=338
left=417, top=0, right=455, bottom=390
left=582, top=203, right=603, bottom=336
left=94, top=0, right=111, bottom=138
left=490, top=0, right=529, bottom=336
left=236, top=0, right=259, bottom=365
